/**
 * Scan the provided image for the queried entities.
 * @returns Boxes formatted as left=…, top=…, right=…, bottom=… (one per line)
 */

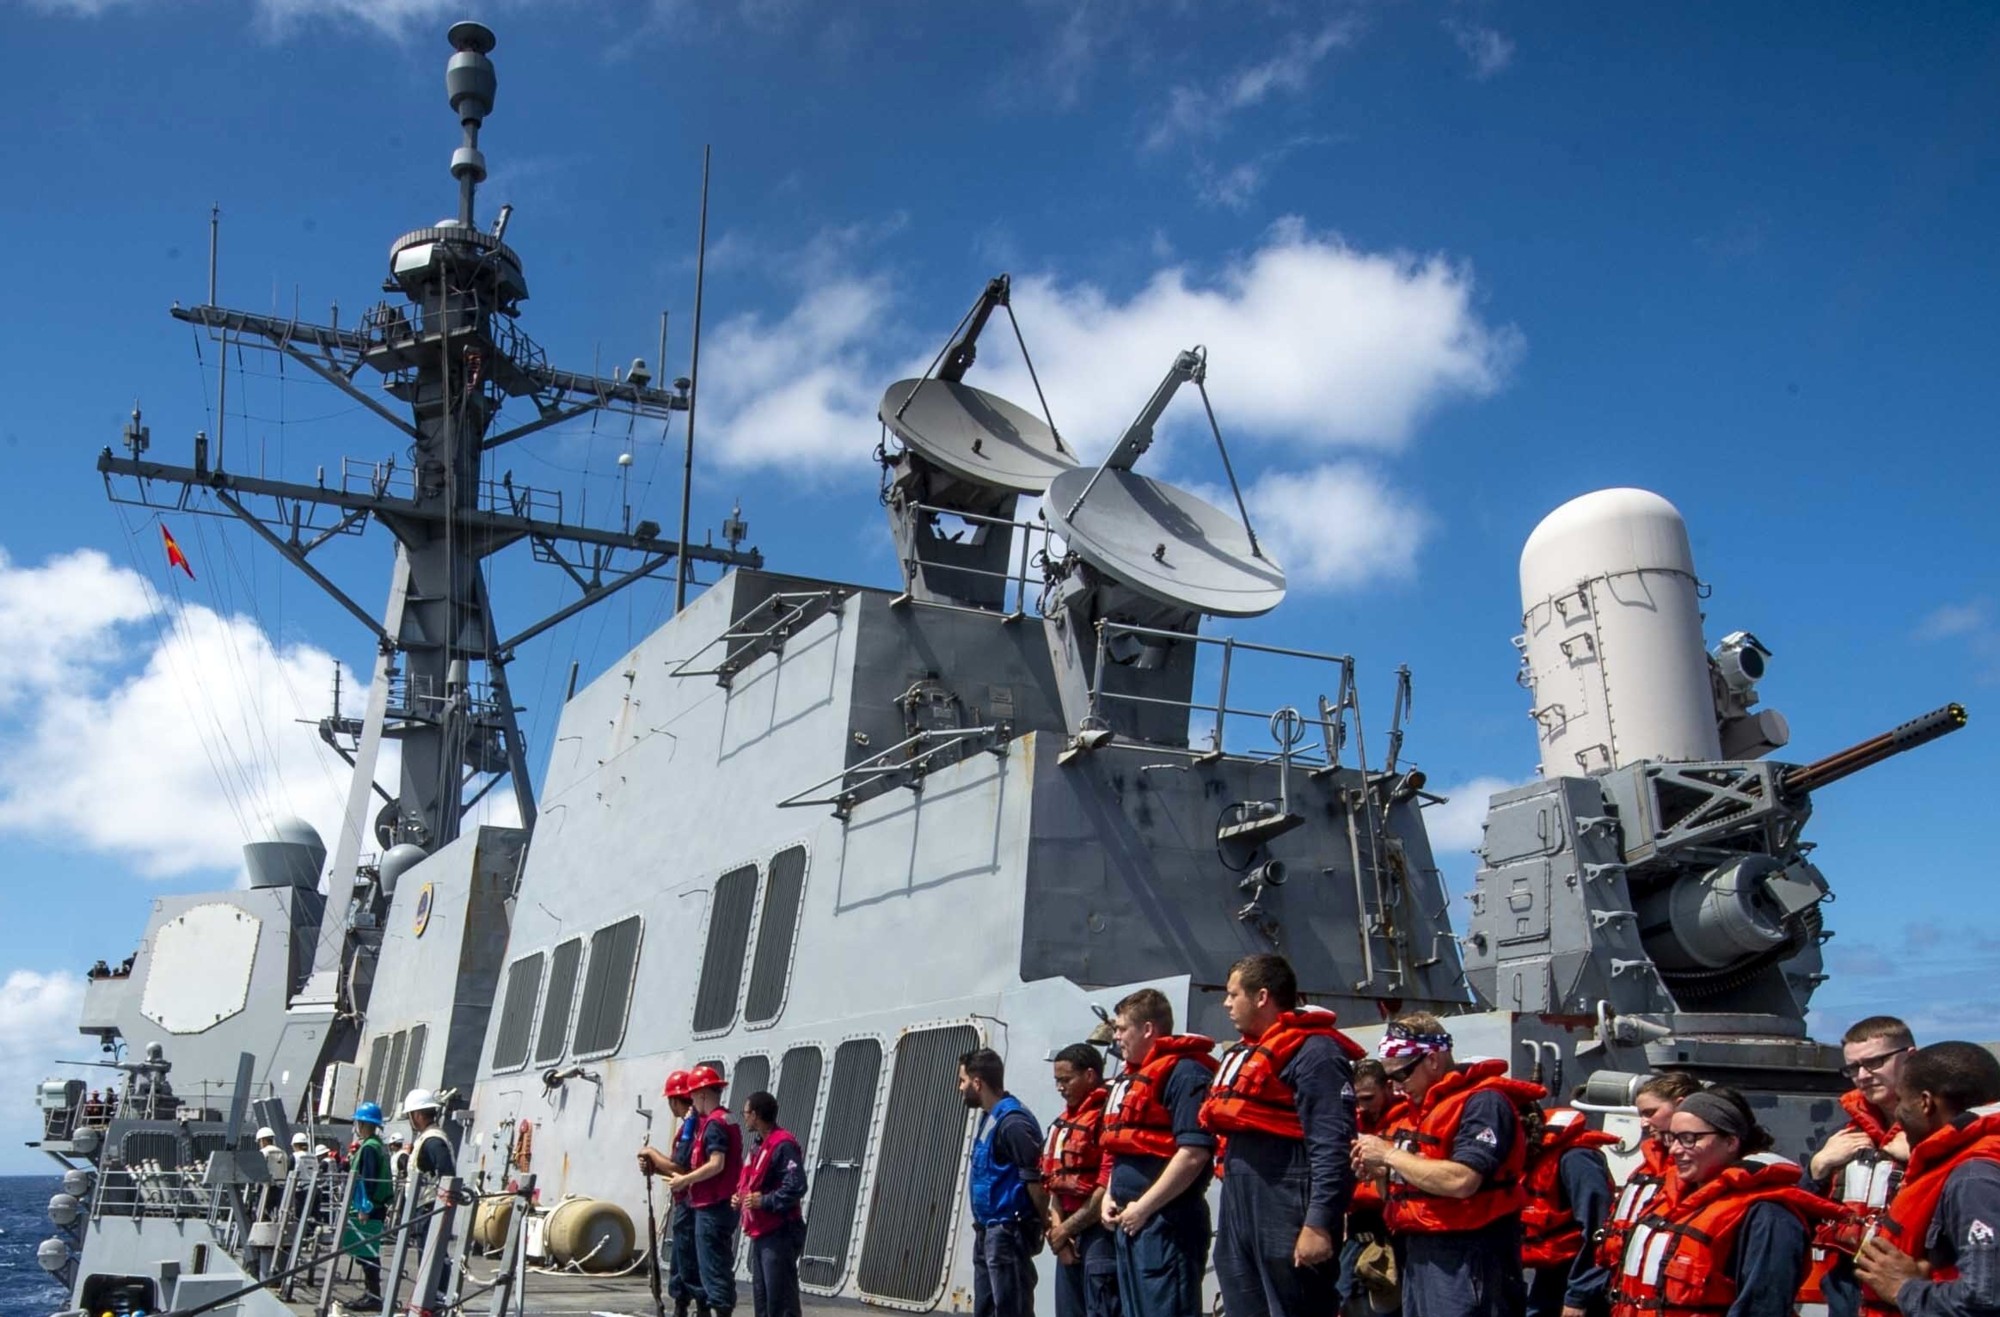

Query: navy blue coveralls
left=970, top=1093, right=1045, bottom=1317
left=1398, top=1089, right=1523, bottom=1317
left=1109, top=1059, right=1216, bottom=1317
left=1890, top=1158, right=2000, bottom=1317
left=668, top=1111, right=701, bottom=1310
left=690, top=1114, right=743, bottom=1314
left=742, top=1130, right=809, bottom=1317
left=1213, top=1035, right=1357, bottom=1317
left=1523, top=1144, right=1614, bottom=1317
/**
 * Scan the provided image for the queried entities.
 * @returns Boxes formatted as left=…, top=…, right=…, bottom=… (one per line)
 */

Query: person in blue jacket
left=959, top=1047, right=1050, bottom=1317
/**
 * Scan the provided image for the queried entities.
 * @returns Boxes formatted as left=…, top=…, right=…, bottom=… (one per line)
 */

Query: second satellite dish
left=1047, top=465, right=1285, bottom=618
left=879, top=379, right=1074, bottom=494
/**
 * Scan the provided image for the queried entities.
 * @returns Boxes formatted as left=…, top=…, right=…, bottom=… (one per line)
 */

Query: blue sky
left=0, top=1, right=1995, bottom=1171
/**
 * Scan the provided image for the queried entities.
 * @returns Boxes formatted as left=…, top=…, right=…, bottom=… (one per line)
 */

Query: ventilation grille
left=744, top=846, right=808, bottom=1024
left=384, top=1031, right=409, bottom=1114
left=800, top=1038, right=882, bottom=1290
left=856, top=1025, right=978, bottom=1304
left=491, top=953, right=543, bottom=1071
left=402, top=1024, right=429, bottom=1100
left=777, top=1046, right=824, bottom=1162
left=535, top=938, right=583, bottom=1065
left=363, top=1034, right=391, bottom=1106
left=693, top=865, right=759, bottom=1033
left=119, top=1130, right=179, bottom=1169
left=575, top=916, right=643, bottom=1057
left=731, top=1054, right=772, bottom=1112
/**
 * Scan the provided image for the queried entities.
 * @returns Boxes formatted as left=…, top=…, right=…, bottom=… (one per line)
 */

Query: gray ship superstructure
left=26, top=21, right=1969, bottom=1317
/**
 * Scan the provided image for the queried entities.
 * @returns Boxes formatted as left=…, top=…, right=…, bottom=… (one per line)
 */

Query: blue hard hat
left=352, top=1101, right=385, bottom=1126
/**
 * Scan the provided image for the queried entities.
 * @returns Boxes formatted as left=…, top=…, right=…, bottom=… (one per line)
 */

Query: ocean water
left=0, top=1176, right=68, bottom=1316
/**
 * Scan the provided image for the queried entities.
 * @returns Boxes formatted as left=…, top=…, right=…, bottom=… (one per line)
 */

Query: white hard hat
left=387, top=1132, right=407, bottom=1146
left=256, top=1127, right=277, bottom=1141
left=400, top=1087, right=441, bottom=1116
left=291, top=1132, right=309, bottom=1147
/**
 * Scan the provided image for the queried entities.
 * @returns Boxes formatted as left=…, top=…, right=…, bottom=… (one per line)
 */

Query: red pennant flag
left=160, top=523, right=196, bottom=580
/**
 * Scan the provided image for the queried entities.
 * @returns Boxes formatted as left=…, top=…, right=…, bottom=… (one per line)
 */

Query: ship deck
left=298, top=1272, right=862, bottom=1316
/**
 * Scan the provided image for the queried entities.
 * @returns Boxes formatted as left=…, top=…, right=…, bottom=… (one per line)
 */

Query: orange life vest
left=1200, top=1009, right=1366, bottom=1140
left=1857, top=1104, right=2000, bottom=1317
left=1608, top=1155, right=1837, bottom=1317
left=1384, top=1058, right=1548, bottom=1235
left=1100, top=1035, right=1219, bottom=1161
left=1041, top=1087, right=1109, bottom=1211
left=1803, top=1090, right=1909, bottom=1304
left=1521, top=1108, right=1621, bottom=1268
left=1352, top=1096, right=1417, bottom=1216
left=1598, top=1139, right=1675, bottom=1272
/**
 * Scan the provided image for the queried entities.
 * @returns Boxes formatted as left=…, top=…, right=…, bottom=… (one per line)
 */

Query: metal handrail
left=777, top=725, right=1007, bottom=815
left=896, top=502, right=1059, bottom=618
left=668, top=589, right=849, bottom=681
left=1085, top=619, right=1356, bottom=757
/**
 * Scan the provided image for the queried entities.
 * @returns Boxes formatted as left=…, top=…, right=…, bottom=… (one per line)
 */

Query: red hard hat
left=664, top=1069, right=692, bottom=1098
left=687, top=1065, right=725, bottom=1093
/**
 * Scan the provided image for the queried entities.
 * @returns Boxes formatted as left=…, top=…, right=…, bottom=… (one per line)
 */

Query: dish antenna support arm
left=938, top=274, right=1011, bottom=383
left=1064, top=346, right=1205, bottom=522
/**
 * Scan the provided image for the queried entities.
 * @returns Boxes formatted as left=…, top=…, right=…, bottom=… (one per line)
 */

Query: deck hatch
left=402, top=1023, right=429, bottom=1100
left=491, top=951, right=544, bottom=1071
left=777, top=1046, right=823, bottom=1163
left=574, top=916, right=643, bottom=1058
left=744, top=846, right=808, bottom=1024
left=800, top=1037, right=882, bottom=1291
left=534, top=937, right=584, bottom=1064
left=363, top=1034, right=391, bottom=1106
left=856, top=1024, right=979, bottom=1304
left=693, top=864, right=759, bottom=1033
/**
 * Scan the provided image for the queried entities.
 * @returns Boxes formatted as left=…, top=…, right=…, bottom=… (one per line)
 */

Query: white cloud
left=1235, top=463, right=1430, bottom=591
left=702, top=218, right=1518, bottom=491
left=1915, top=599, right=1990, bottom=643
left=0, top=545, right=370, bottom=879
left=0, top=969, right=93, bottom=1174
left=1148, top=21, right=1360, bottom=150
left=1425, top=774, right=1535, bottom=857
left=0, top=548, right=152, bottom=707
left=1445, top=19, right=1515, bottom=81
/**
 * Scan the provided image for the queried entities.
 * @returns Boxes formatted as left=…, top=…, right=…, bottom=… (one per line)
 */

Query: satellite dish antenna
left=878, top=274, right=1074, bottom=610
left=1040, top=346, right=1283, bottom=752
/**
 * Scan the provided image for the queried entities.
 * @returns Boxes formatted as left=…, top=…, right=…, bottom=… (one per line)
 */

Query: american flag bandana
left=1378, top=1024, right=1452, bottom=1060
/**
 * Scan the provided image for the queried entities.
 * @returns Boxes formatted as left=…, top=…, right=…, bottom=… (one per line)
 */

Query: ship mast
left=98, top=22, right=759, bottom=1013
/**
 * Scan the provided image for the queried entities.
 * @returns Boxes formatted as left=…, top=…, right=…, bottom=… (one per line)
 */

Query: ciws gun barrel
left=1781, top=702, right=1968, bottom=796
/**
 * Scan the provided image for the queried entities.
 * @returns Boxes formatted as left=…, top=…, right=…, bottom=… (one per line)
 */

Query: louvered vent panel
left=777, top=1046, right=824, bottom=1162
left=363, top=1034, right=391, bottom=1106
left=401, top=1023, right=428, bottom=1100
left=575, top=916, right=644, bottom=1057
left=534, top=938, right=584, bottom=1064
left=383, top=1031, right=408, bottom=1114
left=743, top=846, right=808, bottom=1023
left=730, top=1054, right=772, bottom=1112
left=491, top=953, right=544, bottom=1071
left=799, top=1038, right=882, bottom=1290
left=856, top=1025, right=978, bottom=1303
left=693, top=865, right=759, bottom=1032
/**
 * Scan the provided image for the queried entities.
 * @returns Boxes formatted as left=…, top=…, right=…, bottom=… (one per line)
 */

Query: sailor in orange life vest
left=1606, top=1086, right=1835, bottom=1317
left=1350, top=1014, right=1545, bottom=1317
left=1519, top=1106, right=1617, bottom=1317
left=1200, top=952, right=1360, bottom=1317
left=1098, top=987, right=1220, bottom=1317
left=640, top=1065, right=742, bottom=1317
left=1807, top=1017, right=1920, bottom=1317
left=959, top=1047, right=1050, bottom=1317
left=1041, top=1043, right=1119, bottom=1317
left=732, top=1090, right=808, bottom=1317
left=1852, top=1041, right=2000, bottom=1317
left=1339, top=1058, right=1411, bottom=1315
left=1595, top=1072, right=1699, bottom=1284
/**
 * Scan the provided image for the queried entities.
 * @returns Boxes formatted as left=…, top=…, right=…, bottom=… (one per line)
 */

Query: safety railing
left=777, top=725, right=1010, bottom=818
left=668, top=588, right=852, bottom=685
left=891, top=503, right=1061, bottom=620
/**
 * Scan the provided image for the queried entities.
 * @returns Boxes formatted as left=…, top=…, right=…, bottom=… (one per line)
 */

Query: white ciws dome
left=377, top=843, right=428, bottom=897
left=1518, top=488, right=1721, bottom=774
left=242, top=817, right=328, bottom=889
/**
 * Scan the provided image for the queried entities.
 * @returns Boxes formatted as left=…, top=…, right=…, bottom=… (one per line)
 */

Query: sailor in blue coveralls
left=959, top=1047, right=1049, bottom=1317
